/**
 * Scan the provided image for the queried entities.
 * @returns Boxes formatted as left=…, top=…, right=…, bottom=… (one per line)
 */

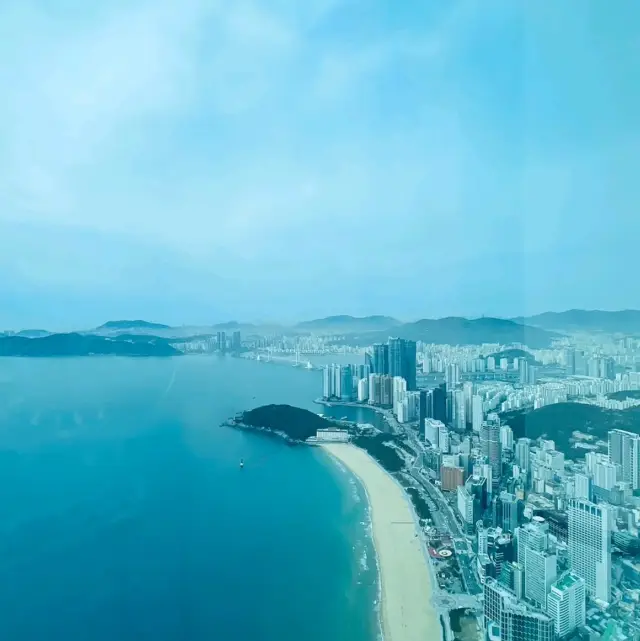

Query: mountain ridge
left=514, top=309, right=640, bottom=334
left=0, top=333, right=181, bottom=357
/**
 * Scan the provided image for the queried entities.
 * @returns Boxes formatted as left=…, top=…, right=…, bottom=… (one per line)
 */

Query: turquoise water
left=0, top=356, right=379, bottom=641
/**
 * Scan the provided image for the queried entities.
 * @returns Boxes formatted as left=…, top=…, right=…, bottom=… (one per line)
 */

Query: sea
left=0, top=356, right=381, bottom=641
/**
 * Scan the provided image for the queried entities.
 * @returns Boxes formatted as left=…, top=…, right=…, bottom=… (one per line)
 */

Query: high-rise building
left=568, top=499, right=613, bottom=604
left=472, top=395, right=483, bottom=433
left=380, top=375, right=393, bottom=407
left=516, top=438, right=531, bottom=474
left=608, top=429, right=640, bottom=490
left=481, top=418, right=502, bottom=490
left=403, top=340, right=417, bottom=391
left=500, top=425, right=514, bottom=451
left=439, top=423, right=450, bottom=454
left=593, top=458, right=618, bottom=491
left=357, top=378, right=369, bottom=403
left=433, top=384, right=447, bottom=423
left=499, top=492, right=520, bottom=533
left=425, top=418, right=443, bottom=446
left=322, top=365, right=333, bottom=399
left=392, top=376, right=407, bottom=415
left=453, top=389, right=466, bottom=431
left=546, top=573, right=586, bottom=638
left=387, top=338, right=417, bottom=391
left=232, top=330, right=242, bottom=351
left=573, top=473, right=591, bottom=501
left=372, top=343, right=389, bottom=375
left=368, top=374, right=382, bottom=405
left=463, top=381, right=474, bottom=423
left=419, top=390, right=428, bottom=436
left=217, top=331, right=227, bottom=352
left=388, top=338, right=404, bottom=378
left=517, top=517, right=556, bottom=609
left=445, top=363, right=460, bottom=388
left=484, top=578, right=555, bottom=641
left=340, top=367, right=353, bottom=401
left=457, top=486, right=475, bottom=533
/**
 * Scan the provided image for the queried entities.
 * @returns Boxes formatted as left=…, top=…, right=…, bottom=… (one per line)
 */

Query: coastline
left=321, top=443, right=440, bottom=641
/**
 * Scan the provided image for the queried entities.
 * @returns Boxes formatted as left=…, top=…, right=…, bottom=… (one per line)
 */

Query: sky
left=0, top=0, right=638, bottom=329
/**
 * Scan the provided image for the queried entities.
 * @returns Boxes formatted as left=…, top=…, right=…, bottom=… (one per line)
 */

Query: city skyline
left=1, top=0, right=639, bottom=328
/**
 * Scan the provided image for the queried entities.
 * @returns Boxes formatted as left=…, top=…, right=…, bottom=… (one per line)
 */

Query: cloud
left=0, top=0, right=638, bottom=325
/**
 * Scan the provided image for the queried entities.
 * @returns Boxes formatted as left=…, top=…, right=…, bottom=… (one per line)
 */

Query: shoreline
left=321, top=442, right=441, bottom=641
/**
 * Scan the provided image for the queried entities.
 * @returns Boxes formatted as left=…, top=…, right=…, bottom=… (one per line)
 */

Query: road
left=406, top=432, right=484, bottom=598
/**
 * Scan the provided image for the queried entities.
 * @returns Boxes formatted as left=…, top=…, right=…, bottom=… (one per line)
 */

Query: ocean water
left=0, top=356, right=379, bottom=641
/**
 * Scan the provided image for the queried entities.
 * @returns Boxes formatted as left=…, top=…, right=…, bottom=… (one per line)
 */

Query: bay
left=0, top=356, right=379, bottom=641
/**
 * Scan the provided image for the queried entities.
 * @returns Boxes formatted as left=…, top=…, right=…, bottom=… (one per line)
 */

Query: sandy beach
left=321, top=443, right=440, bottom=641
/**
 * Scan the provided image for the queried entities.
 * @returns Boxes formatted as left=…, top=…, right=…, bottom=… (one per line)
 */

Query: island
left=0, top=333, right=182, bottom=357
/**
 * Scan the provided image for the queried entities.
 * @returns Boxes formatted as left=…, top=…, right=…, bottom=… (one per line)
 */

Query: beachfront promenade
left=321, top=443, right=441, bottom=641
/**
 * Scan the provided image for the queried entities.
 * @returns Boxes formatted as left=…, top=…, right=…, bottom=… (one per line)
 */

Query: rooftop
left=556, top=573, right=582, bottom=591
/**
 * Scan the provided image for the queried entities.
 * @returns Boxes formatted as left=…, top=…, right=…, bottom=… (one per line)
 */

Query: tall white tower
left=568, top=499, right=613, bottom=604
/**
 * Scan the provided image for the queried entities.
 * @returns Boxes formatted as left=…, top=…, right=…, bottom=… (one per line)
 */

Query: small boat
left=240, top=459, right=244, bottom=469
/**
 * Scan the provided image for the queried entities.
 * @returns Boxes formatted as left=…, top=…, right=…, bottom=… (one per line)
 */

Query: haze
left=1, top=0, right=638, bottom=329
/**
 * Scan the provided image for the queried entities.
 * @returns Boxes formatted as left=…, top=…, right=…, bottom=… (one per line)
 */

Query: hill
left=515, top=309, right=640, bottom=334
left=333, top=317, right=558, bottom=348
left=486, top=348, right=539, bottom=364
left=237, top=404, right=338, bottom=442
left=0, top=333, right=181, bottom=357
left=502, top=402, right=640, bottom=458
left=97, top=320, right=172, bottom=331
left=295, top=315, right=401, bottom=334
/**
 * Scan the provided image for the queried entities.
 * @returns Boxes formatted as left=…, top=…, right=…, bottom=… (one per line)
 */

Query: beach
left=321, top=443, right=440, bottom=641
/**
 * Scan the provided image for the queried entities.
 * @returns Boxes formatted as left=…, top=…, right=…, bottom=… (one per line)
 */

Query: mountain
left=514, top=309, right=640, bottom=334
left=333, top=317, right=558, bottom=348
left=295, top=315, right=401, bottom=334
left=97, top=320, right=172, bottom=331
left=0, top=333, right=181, bottom=357
left=502, top=402, right=640, bottom=459
left=486, top=348, right=539, bottom=364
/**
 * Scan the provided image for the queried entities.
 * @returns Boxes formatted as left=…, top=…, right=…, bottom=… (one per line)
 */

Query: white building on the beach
left=315, top=428, right=350, bottom=443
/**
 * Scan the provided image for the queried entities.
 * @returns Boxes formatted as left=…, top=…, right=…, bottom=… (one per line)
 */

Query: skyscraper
left=372, top=343, right=389, bottom=376
left=388, top=338, right=404, bottom=378
left=517, top=517, right=557, bottom=609
left=499, top=492, right=520, bottom=533
left=232, top=330, right=242, bottom=352
left=516, top=438, right=531, bottom=474
left=608, top=429, right=640, bottom=489
left=433, top=383, right=447, bottom=423
left=500, top=426, right=514, bottom=451
left=481, top=418, right=502, bottom=490
left=340, top=367, right=353, bottom=401
left=387, top=338, right=417, bottom=390
left=322, top=365, right=333, bottom=399
left=568, top=499, right=613, bottom=604
left=403, top=340, right=417, bottom=390
left=419, top=390, right=428, bottom=436
left=546, top=573, right=586, bottom=638
left=472, top=395, right=483, bottom=433
left=216, top=331, right=227, bottom=352
left=453, top=389, right=466, bottom=431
